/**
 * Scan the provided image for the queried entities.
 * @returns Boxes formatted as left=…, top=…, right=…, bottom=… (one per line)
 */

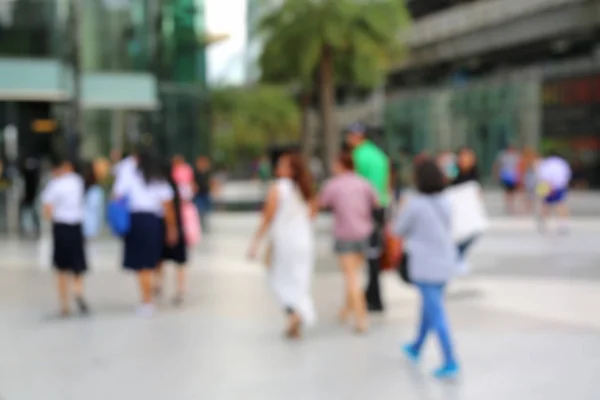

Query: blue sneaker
left=401, top=343, right=420, bottom=364
left=433, top=363, right=460, bottom=379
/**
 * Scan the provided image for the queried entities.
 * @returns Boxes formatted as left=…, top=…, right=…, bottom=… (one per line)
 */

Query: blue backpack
left=107, top=197, right=130, bottom=236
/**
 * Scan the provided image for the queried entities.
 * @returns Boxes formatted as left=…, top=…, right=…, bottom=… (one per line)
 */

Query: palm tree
left=258, top=0, right=409, bottom=167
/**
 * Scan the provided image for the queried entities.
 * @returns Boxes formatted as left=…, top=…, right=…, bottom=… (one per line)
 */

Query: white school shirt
left=41, top=172, right=85, bottom=224
left=113, top=169, right=174, bottom=216
left=112, top=156, right=136, bottom=178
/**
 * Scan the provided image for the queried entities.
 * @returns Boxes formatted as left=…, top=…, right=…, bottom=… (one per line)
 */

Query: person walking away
left=247, top=152, right=316, bottom=339
left=257, top=154, right=272, bottom=189
left=194, top=156, right=217, bottom=232
left=520, top=148, right=539, bottom=215
left=172, top=155, right=194, bottom=199
left=41, top=158, right=89, bottom=317
left=437, top=150, right=458, bottom=183
left=537, top=152, right=572, bottom=234
left=319, top=153, right=377, bottom=333
left=19, top=155, right=41, bottom=238
left=155, top=162, right=190, bottom=306
left=394, top=160, right=460, bottom=379
left=345, top=123, right=390, bottom=313
left=113, top=149, right=178, bottom=317
left=111, top=150, right=135, bottom=178
left=495, top=145, right=521, bottom=214
left=82, top=162, right=105, bottom=239
left=393, top=148, right=413, bottom=203
left=451, top=147, right=481, bottom=265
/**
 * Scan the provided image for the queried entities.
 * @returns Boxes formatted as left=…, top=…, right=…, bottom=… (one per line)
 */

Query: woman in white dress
left=248, top=152, right=316, bottom=339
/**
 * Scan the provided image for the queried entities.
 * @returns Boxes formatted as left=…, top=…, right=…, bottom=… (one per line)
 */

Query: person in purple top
left=319, top=152, right=378, bottom=333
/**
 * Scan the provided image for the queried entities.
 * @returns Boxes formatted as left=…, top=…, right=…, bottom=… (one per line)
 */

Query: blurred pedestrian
left=394, top=160, right=460, bottom=379
left=319, top=152, right=377, bottom=334
left=451, top=147, right=479, bottom=187
left=520, top=148, right=539, bottom=214
left=19, top=155, right=41, bottom=238
left=41, top=157, right=89, bottom=317
left=257, top=154, right=272, bottom=182
left=451, top=147, right=482, bottom=273
left=345, top=123, right=390, bottom=313
left=437, top=150, right=458, bottom=183
left=392, top=148, right=413, bottom=202
left=155, top=163, right=189, bottom=307
left=537, top=151, right=572, bottom=234
left=248, top=152, right=316, bottom=339
left=495, top=145, right=521, bottom=214
left=113, top=149, right=178, bottom=317
left=82, top=161, right=105, bottom=239
left=111, top=149, right=135, bottom=178
left=194, top=156, right=217, bottom=232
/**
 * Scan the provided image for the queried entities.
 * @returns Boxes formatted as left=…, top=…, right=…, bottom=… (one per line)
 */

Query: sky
left=205, top=0, right=248, bottom=86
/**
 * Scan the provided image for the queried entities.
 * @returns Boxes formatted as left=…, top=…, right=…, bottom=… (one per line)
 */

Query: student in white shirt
left=113, top=148, right=178, bottom=317
left=537, top=152, right=572, bottom=234
left=41, top=158, right=89, bottom=317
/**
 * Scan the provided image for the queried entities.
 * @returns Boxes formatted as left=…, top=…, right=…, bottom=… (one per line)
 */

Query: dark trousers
left=19, top=199, right=40, bottom=236
left=365, top=208, right=386, bottom=310
left=195, top=194, right=212, bottom=232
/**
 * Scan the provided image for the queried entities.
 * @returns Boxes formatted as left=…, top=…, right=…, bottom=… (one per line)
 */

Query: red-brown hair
left=338, top=152, right=355, bottom=171
left=285, top=152, right=314, bottom=202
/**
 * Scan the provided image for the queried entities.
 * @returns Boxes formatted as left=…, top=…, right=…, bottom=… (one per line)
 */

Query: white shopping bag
left=445, top=181, right=488, bottom=244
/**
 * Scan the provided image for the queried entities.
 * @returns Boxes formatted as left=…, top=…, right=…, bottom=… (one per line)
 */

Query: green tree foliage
left=212, top=85, right=301, bottom=168
left=258, top=0, right=409, bottom=165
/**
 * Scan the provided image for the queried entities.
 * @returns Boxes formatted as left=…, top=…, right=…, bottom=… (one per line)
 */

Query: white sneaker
left=136, top=304, right=155, bottom=318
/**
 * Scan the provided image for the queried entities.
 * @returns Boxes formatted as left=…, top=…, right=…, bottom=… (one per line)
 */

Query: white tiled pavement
left=0, top=213, right=600, bottom=400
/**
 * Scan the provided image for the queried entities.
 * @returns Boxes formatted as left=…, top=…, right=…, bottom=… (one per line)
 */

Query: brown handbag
left=380, top=228, right=403, bottom=271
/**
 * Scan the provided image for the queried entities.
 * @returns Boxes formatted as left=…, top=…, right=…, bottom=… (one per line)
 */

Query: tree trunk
left=299, top=91, right=311, bottom=160
left=319, top=45, right=337, bottom=174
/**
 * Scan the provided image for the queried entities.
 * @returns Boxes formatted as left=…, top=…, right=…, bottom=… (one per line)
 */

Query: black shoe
left=367, top=303, right=384, bottom=313
left=75, top=297, right=90, bottom=315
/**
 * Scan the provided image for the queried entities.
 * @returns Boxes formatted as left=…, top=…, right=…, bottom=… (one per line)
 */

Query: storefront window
left=81, top=0, right=151, bottom=72
left=0, top=0, right=62, bottom=58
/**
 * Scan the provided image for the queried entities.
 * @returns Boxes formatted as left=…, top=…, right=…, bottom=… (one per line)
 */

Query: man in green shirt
left=346, top=123, right=390, bottom=312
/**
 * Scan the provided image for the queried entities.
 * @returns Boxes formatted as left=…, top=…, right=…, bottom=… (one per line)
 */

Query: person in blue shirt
left=82, top=161, right=105, bottom=239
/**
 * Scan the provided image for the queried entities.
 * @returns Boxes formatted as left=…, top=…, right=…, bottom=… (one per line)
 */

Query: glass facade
left=0, top=0, right=66, bottom=58
left=156, top=0, right=207, bottom=84
left=0, top=0, right=210, bottom=162
left=385, top=82, right=533, bottom=183
left=81, top=0, right=152, bottom=72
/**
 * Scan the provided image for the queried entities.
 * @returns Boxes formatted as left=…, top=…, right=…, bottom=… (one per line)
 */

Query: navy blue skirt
left=123, top=212, right=163, bottom=271
left=52, top=223, right=87, bottom=275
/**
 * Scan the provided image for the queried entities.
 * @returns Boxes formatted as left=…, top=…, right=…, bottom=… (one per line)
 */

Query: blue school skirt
left=123, top=212, right=164, bottom=271
left=544, top=188, right=568, bottom=205
left=52, top=222, right=87, bottom=275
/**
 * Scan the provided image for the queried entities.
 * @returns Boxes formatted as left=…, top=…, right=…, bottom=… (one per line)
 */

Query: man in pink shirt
left=319, top=153, right=377, bottom=333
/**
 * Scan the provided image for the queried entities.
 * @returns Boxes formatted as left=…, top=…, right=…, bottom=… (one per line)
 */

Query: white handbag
left=445, top=181, right=489, bottom=243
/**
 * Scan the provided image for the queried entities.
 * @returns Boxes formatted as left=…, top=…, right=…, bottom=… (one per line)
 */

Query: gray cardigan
left=393, top=193, right=458, bottom=283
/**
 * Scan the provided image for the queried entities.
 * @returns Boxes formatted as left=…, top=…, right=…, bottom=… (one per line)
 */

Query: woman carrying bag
left=393, top=160, right=461, bottom=379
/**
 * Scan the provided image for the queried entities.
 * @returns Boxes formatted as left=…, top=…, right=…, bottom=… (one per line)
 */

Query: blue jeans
left=412, top=282, right=457, bottom=366
left=194, top=195, right=212, bottom=230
